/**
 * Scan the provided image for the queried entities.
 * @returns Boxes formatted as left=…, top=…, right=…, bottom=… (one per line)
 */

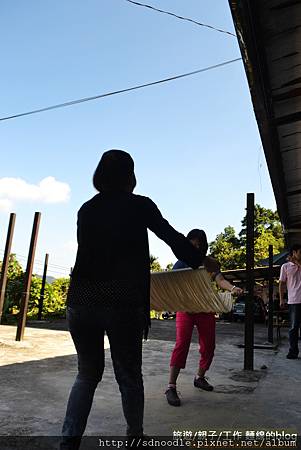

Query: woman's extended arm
left=215, top=273, right=243, bottom=296
left=203, top=256, right=243, bottom=295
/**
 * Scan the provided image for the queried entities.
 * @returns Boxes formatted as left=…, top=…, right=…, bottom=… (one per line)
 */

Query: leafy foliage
left=40, top=278, right=70, bottom=318
left=0, top=253, right=23, bottom=279
left=209, top=226, right=243, bottom=270
left=150, top=255, right=167, bottom=319
left=150, top=254, right=162, bottom=272
left=240, top=205, right=284, bottom=243
left=0, top=252, right=70, bottom=321
left=1, top=254, right=24, bottom=320
left=209, top=205, right=285, bottom=269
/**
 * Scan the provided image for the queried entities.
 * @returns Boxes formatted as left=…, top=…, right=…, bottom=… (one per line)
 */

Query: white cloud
left=0, top=176, right=71, bottom=208
left=38, top=177, right=70, bottom=203
left=0, top=198, right=12, bottom=212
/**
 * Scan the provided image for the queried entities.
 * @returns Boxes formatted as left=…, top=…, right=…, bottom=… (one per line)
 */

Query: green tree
left=41, top=277, right=70, bottom=318
left=254, top=228, right=284, bottom=263
left=0, top=253, right=24, bottom=279
left=27, top=276, right=43, bottom=317
left=240, top=204, right=283, bottom=242
left=165, top=262, right=174, bottom=271
left=4, top=275, right=46, bottom=318
left=150, top=255, right=162, bottom=272
left=150, top=255, right=164, bottom=319
left=1, top=251, right=70, bottom=319
left=239, top=204, right=285, bottom=265
left=3, top=275, right=24, bottom=319
left=209, top=205, right=285, bottom=270
left=209, top=226, right=243, bottom=270
left=0, top=254, right=24, bottom=320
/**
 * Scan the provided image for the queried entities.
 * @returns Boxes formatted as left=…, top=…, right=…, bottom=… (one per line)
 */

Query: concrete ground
left=0, top=319, right=300, bottom=448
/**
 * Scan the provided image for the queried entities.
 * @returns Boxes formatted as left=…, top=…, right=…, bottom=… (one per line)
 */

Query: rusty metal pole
left=38, top=253, right=49, bottom=320
left=268, top=245, right=274, bottom=343
left=0, top=213, right=16, bottom=323
left=244, top=193, right=255, bottom=370
left=16, top=212, right=41, bottom=341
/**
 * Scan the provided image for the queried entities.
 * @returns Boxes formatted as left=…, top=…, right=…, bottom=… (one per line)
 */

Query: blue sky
left=0, top=0, right=276, bottom=277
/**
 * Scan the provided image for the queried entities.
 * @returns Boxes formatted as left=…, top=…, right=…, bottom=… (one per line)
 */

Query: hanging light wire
left=0, top=57, right=241, bottom=122
left=124, top=0, right=236, bottom=37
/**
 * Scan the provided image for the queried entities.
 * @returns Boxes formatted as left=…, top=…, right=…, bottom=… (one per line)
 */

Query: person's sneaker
left=286, top=352, right=298, bottom=359
left=165, top=387, right=181, bottom=406
left=194, top=376, right=214, bottom=391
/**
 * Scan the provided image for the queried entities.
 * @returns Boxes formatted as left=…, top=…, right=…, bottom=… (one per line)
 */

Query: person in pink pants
left=165, top=229, right=243, bottom=406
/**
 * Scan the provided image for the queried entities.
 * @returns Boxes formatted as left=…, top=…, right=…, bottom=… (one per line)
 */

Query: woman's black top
left=68, top=191, right=205, bottom=334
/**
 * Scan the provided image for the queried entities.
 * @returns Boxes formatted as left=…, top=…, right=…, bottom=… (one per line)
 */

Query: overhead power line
left=0, top=249, right=70, bottom=271
left=0, top=57, right=241, bottom=122
left=124, top=0, right=236, bottom=37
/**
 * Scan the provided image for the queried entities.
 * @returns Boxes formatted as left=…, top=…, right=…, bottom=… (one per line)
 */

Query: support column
left=38, top=253, right=49, bottom=320
left=268, top=245, right=274, bottom=343
left=16, top=212, right=41, bottom=341
left=244, top=193, right=254, bottom=370
left=0, top=213, right=16, bottom=323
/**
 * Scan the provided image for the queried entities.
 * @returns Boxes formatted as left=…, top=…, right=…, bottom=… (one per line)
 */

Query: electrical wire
left=124, top=0, right=236, bottom=37
left=0, top=57, right=241, bottom=122
left=257, top=145, right=263, bottom=193
left=0, top=249, right=71, bottom=272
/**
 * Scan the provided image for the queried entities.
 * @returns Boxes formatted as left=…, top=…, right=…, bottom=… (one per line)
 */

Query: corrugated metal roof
left=229, top=0, right=301, bottom=246
left=258, top=250, right=289, bottom=266
left=222, top=265, right=280, bottom=283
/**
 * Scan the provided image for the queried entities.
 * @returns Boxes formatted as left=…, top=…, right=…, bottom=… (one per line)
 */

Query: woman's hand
left=231, top=286, right=244, bottom=296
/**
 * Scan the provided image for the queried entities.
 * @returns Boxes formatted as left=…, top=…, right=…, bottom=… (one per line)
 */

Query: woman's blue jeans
left=60, top=305, right=145, bottom=448
left=289, top=303, right=301, bottom=355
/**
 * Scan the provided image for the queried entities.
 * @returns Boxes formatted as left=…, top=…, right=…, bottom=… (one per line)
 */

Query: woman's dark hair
left=187, top=229, right=208, bottom=255
left=93, top=149, right=136, bottom=192
left=289, top=243, right=301, bottom=256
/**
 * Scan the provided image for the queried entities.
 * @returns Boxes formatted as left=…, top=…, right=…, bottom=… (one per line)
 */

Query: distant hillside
left=35, top=274, right=57, bottom=284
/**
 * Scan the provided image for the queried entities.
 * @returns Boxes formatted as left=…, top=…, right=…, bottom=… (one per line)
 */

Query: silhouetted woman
left=60, top=150, right=207, bottom=449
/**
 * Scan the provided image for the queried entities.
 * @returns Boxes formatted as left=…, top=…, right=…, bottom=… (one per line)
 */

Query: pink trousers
left=170, top=312, right=216, bottom=371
